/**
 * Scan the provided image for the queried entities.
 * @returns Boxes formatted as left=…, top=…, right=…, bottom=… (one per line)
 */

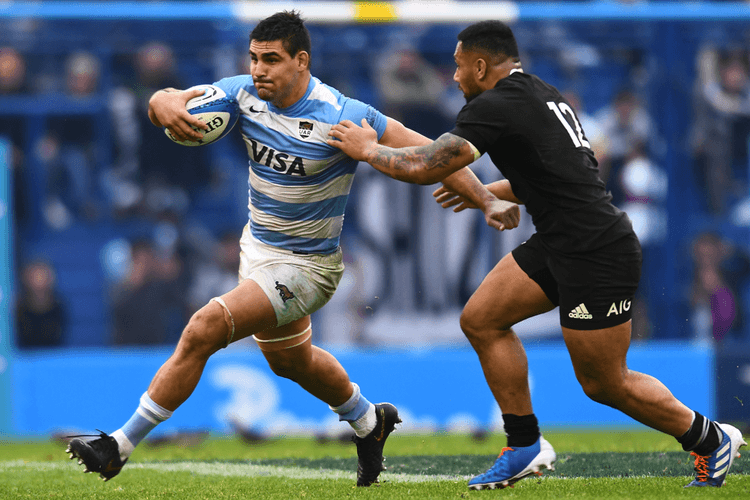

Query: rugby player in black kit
left=329, top=20, right=746, bottom=490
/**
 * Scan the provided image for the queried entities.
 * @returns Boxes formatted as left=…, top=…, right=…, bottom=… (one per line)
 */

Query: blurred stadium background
left=0, top=1, right=749, bottom=440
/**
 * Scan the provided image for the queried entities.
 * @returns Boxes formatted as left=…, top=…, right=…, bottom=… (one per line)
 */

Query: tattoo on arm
left=368, top=133, right=469, bottom=182
left=429, top=134, right=466, bottom=170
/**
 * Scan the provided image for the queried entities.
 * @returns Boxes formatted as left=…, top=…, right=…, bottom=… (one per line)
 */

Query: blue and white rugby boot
left=468, top=436, right=556, bottom=490
left=685, top=423, right=746, bottom=488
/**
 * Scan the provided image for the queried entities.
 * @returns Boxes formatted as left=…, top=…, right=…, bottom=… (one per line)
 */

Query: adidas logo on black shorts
left=569, top=303, right=593, bottom=320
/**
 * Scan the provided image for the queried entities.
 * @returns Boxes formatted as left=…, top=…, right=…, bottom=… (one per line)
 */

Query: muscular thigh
left=211, top=279, right=314, bottom=347
left=214, top=278, right=279, bottom=343
left=464, top=251, right=556, bottom=330
left=562, top=321, right=631, bottom=382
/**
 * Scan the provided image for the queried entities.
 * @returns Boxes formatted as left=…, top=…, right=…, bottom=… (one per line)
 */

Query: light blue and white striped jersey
left=213, top=75, right=387, bottom=254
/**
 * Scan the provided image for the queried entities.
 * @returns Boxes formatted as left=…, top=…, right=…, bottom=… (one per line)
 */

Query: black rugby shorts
left=511, top=232, right=642, bottom=330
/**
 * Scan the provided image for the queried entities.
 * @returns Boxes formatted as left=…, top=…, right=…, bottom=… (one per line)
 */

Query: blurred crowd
left=3, top=17, right=750, bottom=349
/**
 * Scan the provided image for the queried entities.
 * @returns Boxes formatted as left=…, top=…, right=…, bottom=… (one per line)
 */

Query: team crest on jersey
left=298, top=121, right=314, bottom=139
left=275, top=281, right=296, bottom=303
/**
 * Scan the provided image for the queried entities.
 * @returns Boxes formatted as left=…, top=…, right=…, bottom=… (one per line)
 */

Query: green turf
left=0, top=428, right=687, bottom=461
left=1, top=431, right=749, bottom=499
left=247, top=450, right=750, bottom=478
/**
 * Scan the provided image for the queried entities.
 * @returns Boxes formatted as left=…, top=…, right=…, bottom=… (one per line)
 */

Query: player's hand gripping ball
left=165, top=84, right=240, bottom=146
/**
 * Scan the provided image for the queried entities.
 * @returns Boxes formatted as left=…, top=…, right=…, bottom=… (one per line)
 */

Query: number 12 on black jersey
left=547, top=101, right=591, bottom=149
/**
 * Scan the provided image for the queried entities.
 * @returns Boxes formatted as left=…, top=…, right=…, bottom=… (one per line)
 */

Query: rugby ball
left=165, top=84, right=240, bottom=146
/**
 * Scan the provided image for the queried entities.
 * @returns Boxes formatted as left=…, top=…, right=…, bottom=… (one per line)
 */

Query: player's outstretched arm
left=328, top=119, right=474, bottom=185
left=378, top=118, right=500, bottom=215
left=434, top=179, right=522, bottom=212
left=433, top=176, right=522, bottom=231
left=329, top=119, right=520, bottom=230
left=378, top=117, right=432, bottom=149
left=148, top=87, right=208, bottom=142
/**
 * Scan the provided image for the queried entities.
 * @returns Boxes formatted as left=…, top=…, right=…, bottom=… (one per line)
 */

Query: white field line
left=0, top=460, right=704, bottom=482
left=0, top=460, right=471, bottom=483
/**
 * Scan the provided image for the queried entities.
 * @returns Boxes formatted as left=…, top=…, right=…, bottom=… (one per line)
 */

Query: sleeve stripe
left=467, top=140, right=481, bottom=162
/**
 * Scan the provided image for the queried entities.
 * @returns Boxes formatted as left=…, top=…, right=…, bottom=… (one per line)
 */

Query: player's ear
left=475, top=58, right=487, bottom=81
left=297, top=51, right=310, bottom=71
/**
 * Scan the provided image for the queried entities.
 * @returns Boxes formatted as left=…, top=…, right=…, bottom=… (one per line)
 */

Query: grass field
left=2, top=429, right=749, bottom=499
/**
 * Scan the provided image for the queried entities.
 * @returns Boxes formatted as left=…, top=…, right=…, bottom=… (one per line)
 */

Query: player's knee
left=460, top=308, right=510, bottom=344
left=178, top=305, right=227, bottom=358
left=265, top=350, right=310, bottom=380
left=578, top=377, right=607, bottom=403
left=576, top=373, right=621, bottom=406
left=460, top=306, right=485, bottom=340
left=459, top=312, right=479, bottom=343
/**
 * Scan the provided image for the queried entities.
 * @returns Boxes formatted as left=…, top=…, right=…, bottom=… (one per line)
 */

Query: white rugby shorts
left=239, top=224, right=345, bottom=326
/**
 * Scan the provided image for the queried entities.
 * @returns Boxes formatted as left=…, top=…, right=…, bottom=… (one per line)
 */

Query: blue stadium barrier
left=10, top=344, right=712, bottom=436
left=0, top=137, right=12, bottom=437
left=715, top=344, right=750, bottom=424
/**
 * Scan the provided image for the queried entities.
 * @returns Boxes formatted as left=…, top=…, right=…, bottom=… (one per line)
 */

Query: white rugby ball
left=165, top=84, right=240, bottom=146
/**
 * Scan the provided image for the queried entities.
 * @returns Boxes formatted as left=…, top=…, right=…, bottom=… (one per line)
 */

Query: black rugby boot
left=353, top=403, right=401, bottom=486
left=66, top=431, right=127, bottom=481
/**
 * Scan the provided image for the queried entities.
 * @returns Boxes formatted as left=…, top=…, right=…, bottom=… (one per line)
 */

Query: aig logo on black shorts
left=607, top=300, right=631, bottom=317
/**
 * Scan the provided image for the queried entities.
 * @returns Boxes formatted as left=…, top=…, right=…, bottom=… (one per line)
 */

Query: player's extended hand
left=483, top=198, right=520, bottom=231
left=149, top=88, right=209, bottom=142
left=432, top=185, right=478, bottom=212
left=327, top=118, right=378, bottom=162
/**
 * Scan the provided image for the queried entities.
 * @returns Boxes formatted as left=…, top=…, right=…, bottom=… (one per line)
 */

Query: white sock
left=350, top=403, right=377, bottom=438
left=111, top=429, right=135, bottom=462
left=113, top=392, right=173, bottom=462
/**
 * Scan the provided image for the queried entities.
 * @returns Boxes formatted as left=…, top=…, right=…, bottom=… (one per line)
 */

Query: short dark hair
left=457, top=20, right=519, bottom=62
left=250, top=10, right=311, bottom=59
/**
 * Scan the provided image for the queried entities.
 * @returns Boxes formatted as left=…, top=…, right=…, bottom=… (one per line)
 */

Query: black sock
left=503, top=413, right=540, bottom=448
left=676, top=411, right=722, bottom=455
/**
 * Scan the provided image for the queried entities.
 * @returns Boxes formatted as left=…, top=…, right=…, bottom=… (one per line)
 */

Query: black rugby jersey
left=451, top=71, right=633, bottom=255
